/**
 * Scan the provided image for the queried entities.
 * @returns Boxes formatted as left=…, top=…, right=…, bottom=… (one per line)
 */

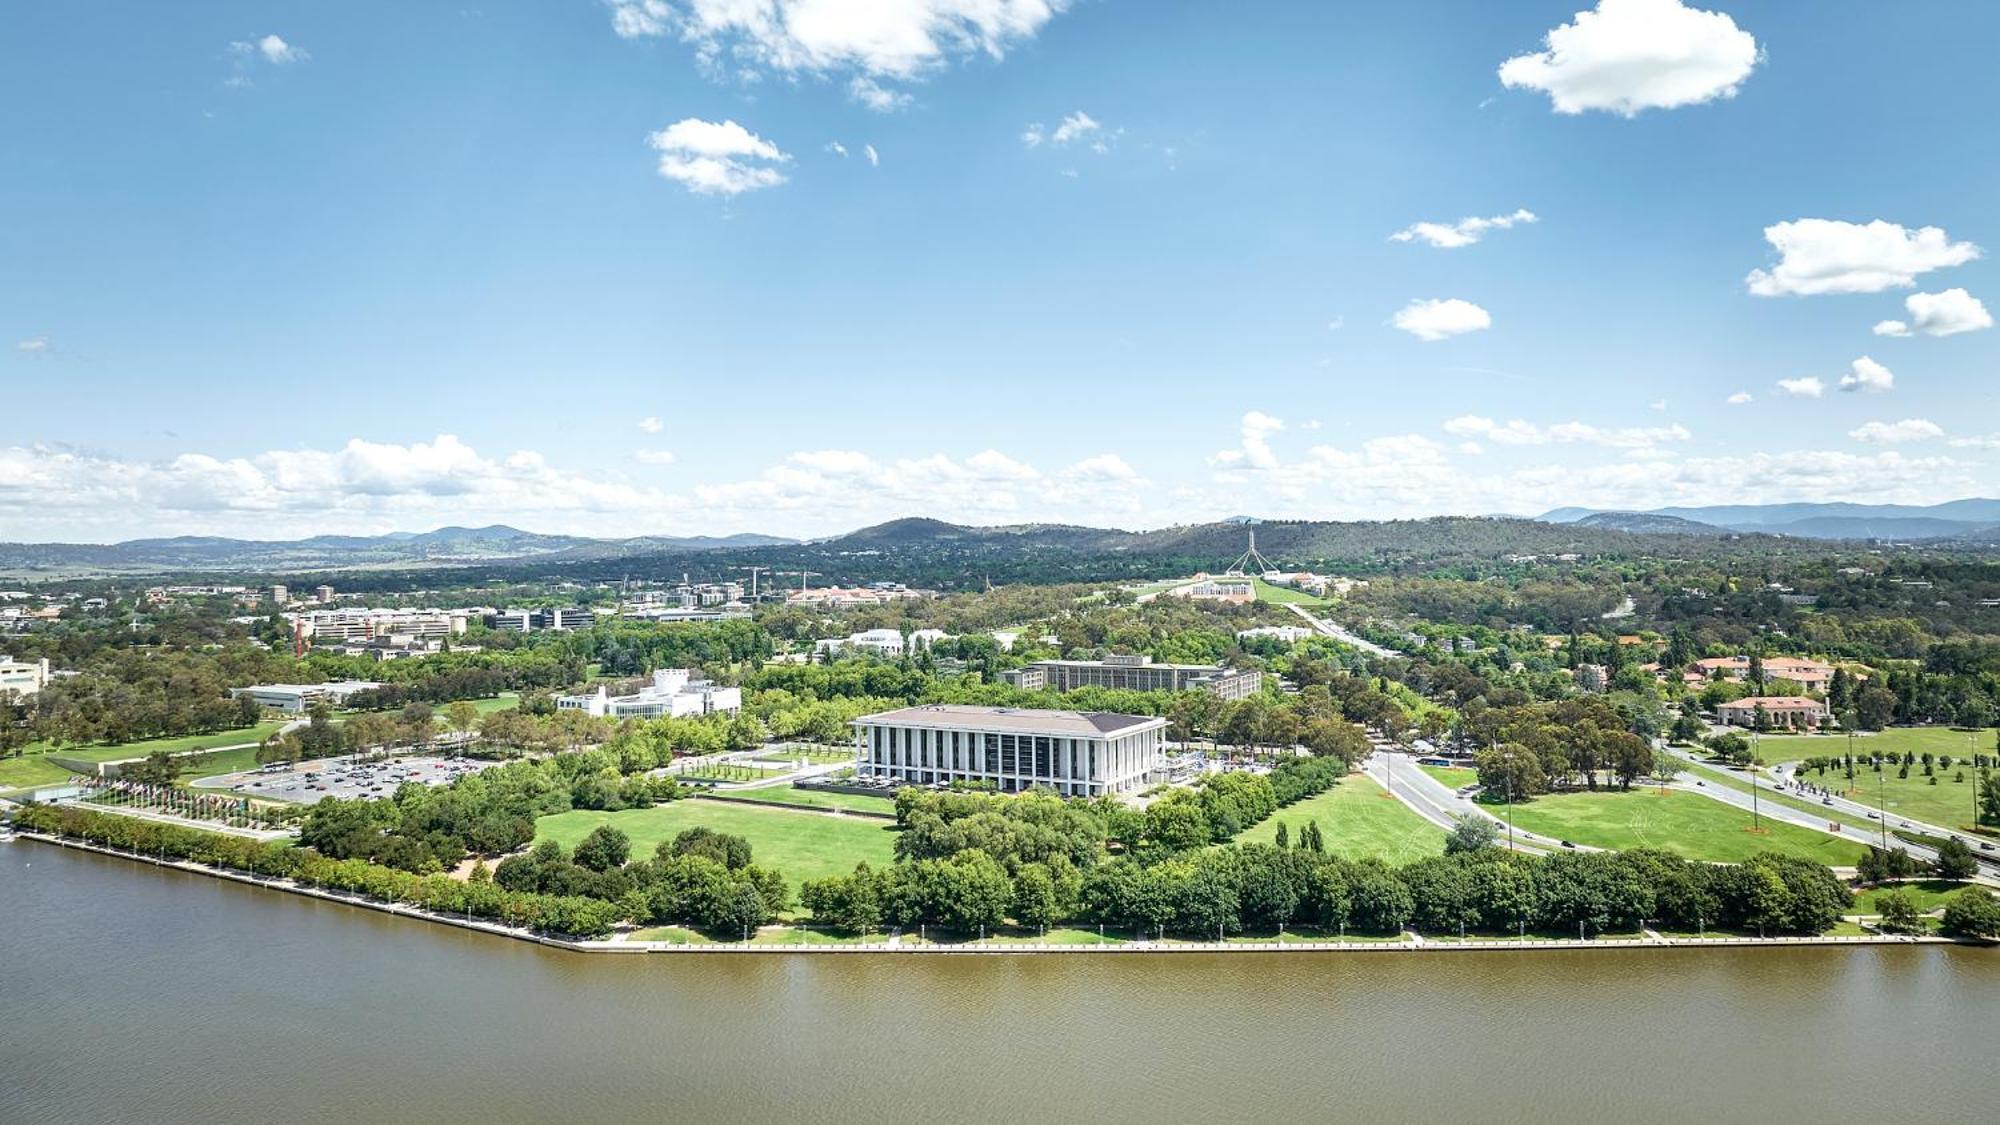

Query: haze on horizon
left=4, top=1, right=1998, bottom=543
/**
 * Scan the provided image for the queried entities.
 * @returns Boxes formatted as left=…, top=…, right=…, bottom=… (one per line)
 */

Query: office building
left=853, top=704, right=1168, bottom=796
left=487, top=607, right=597, bottom=633
left=229, top=680, right=383, bottom=713
left=0, top=655, right=51, bottom=698
left=1715, top=696, right=1828, bottom=730
left=1013, top=655, right=1263, bottom=700
left=556, top=669, right=742, bottom=719
left=315, top=584, right=336, bottom=604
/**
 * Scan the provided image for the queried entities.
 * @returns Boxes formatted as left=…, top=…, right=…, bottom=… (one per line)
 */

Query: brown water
left=3, top=842, right=1995, bottom=1125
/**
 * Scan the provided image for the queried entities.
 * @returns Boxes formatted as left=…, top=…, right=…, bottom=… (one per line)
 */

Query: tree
left=1940, top=887, right=2000, bottom=938
left=1875, top=888, right=1922, bottom=934
left=1444, top=815, right=1500, bottom=855
left=444, top=699, right=480, bottom=735
left=121, top=750, right=184, bottom=787
left=573, top=825, right=631, bottom=872
left=1651, top=750, right=1684, bottom=791
left=1143, top=797, right=1211, bottom=853
left=1932, top=837, right=1978, bottom=882
left=667, top=827, right=752, bottom=871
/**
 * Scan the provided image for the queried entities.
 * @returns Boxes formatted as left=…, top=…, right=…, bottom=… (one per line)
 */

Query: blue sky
left=4, top=0, right=1998, bottom=541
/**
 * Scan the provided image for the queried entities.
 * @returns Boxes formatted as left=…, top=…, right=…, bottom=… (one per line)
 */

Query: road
left=1364, top=750, right=1557, bottom=855
left=1283, top=604, right=1402, bottom=658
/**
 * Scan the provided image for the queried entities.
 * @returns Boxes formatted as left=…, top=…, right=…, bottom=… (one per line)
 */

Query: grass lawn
left=1236, top=774, right=1446, bottom=865
left=1484, top=788, right=1869, bottom=865
left=752, top=747, right=853, bottom=767
left=1752, top=727, right=1997, bottom=767
left=0, top=755, right=79, bottom=792
left=469, top=694, right=520, bottom=715
left=677, top=763, right=785, bottom=783
left=1850, top=880, right=1969, bottom=916
left=1249, top=577, right=1335, bottom=607
left=179, top=745, right=272, bottom=780
left=1783, top=758, right=1992, bottom=832
left=537, top=800, right=897, bottom=893
left=1420, top=765, right=1480, bottom=789
left=700, top=785, right=896, bottom=816
left=26, top=723, right=286, bottom=763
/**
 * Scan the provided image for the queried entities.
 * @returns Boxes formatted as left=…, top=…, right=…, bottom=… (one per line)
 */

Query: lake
left=3, top=842, right=1995, bottom=1124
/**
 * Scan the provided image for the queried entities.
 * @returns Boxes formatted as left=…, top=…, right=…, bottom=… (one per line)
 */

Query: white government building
left=852, top=704, right=1168, bottom=797
left=556, top=669, right=742, bottom=720
left=0, top=655, right=51, bottom=698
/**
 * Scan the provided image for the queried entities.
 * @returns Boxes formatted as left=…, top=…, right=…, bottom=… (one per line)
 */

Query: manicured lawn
left=1850, top=880, right=1968, bottom=916
left=1783, top=757, right=1992, bottom=831
left=1237, top=775, right=1447, bottom=865
left=1485, top=788, right=1869, bottom=865
left=178, top=745, right=271, bottom=780
left=0, top=754, right=79, bottom=793
left=1250, top=577, right=1334, bottom=607
left=537, top=801, right=898, bottom=893
left=677, top=763, right=785, bottom=783
left=1752, top=727, right=1996, bottom=767
left=469, top=694, right=520, bottom=715
left=701, top=785, right=896, bottom=816
left=1420, top=765, right=1480, bottom=789
left=752, top=747, right=853, bottom=767
left=25, top=723, right=285, bottom=763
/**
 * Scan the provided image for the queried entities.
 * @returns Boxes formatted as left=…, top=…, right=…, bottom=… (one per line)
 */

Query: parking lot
left=212, top=755, right=495, bottom=805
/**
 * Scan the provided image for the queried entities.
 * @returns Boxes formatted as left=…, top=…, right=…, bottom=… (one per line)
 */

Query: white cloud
left=1849, top=419, right=1944, bottom=444
left=604, top=0, right=1071, bottom=81
left=1746, top=219, right=1981, bottom=297
left=1390, top=208, right=1537, bottom=249
left=1726, top=391, right=1753, bottom=405
left=635, top=449, right=678, bottom=465
left=1208, top=412, right=1287, bottom=470
left=1887, top=288, right=1993, bottom=337
left=849, top=76, right=913, bottom=112
left=1837, top=356, right=1894, bottom=394
left=1648, top=398, right=1667, bottom=412
left=1498, top=0, right=1760, bottom=117
left=826, top=141, right=848, bottom=157
left=231, top=34, right=307, bottom=65
left=15, top=337, right=48, bottom=354
left=637, top=416, right=663, bottom=434
left=1392, top=298, right=1492, bottom=341
left=1776, top=377, right=1825, bottom=398
left=1024, top=110, right=1104, bottom=149
left=1946, top=434, right=2000, bottom=450
left=647, top=118, right=791, bottom=195
left=1442, top=415, right=1692, bottom=450
left=864, top=143, right=880, bottom=167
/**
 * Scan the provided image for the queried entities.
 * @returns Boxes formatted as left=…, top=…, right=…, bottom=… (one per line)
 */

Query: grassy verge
left=699, top=785, right=896, bottom=816
left=1419, top=765, right=1479, bottom=789
left=1480, top=787, right=1869, bottom=865
left=1236, top=774, right=1447, bottom=865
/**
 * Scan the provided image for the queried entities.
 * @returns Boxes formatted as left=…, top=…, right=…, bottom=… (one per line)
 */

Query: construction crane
left=737, top=566, right=770, bottom=601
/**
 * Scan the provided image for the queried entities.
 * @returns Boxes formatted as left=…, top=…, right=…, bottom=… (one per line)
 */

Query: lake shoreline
left=16, top=831, right=1982, bottom=955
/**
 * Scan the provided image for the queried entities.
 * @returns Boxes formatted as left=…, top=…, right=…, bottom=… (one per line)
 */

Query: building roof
left=855, top=704, right=1167, bottom=737
left=1715, top=696, right=1826, bottom=711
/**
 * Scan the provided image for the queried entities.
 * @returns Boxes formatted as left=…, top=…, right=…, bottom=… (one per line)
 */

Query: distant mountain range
left=0, top=524, right=796, bottom=574
left=1540, top=499, right=2000, bottom=541
left=7, top=499, right=1999, bottom=577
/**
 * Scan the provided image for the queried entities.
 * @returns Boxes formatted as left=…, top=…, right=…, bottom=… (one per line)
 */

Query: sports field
left=1751, top=727, right=1996, bottom=766
left=536, top=800, right=898, bottom=892
left=1236, top=775, right=1446, bottom=864
left=1486, top=788, right=1869, bottom=865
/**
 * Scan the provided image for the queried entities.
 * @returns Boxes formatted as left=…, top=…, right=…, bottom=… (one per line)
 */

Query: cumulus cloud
left=604, top=0, right=1070, bottom=86
left=1746, top=219, right=1981, bottom=297
left=1874, top=288, right=1992, bottom=338
left=826, top=141, right=848, bottom=157
left=230, top=34, right=307, bottom=65
left=1392, top=298, right=1492, bottom=341
left=1022, top=110, right=1105, bottom=149
left=1498, top=0, right=1760, bottom=116
left=637, top=416, right=663, bottom=434
left=647, top=118, right=791, bottom=195
left=1210, top=412, right=1287, bottom=470
left=1442, top=415, right=1692, bottom=450
left=849, top=76, right=913, bottom=112
left=1849, top=419, right=1944, bottom=444
left=1390, top=208, right=1537, bottom=249
left=1727, top=391, right=1753, bottom=405
left=1837, top=356, right=1894, bottom=393
left=864, top=143, right=880, bottom=167
left=1776, top=377, right=1825, bottom=398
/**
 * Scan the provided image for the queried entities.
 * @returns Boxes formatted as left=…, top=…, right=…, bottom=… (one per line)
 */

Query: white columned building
left=852, top=704, right=1168, bottom=797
